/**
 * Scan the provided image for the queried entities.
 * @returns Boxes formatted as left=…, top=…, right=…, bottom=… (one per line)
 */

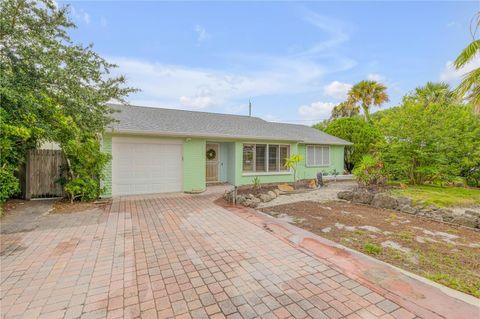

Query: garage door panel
left=112, top=138, right=183, bottom=196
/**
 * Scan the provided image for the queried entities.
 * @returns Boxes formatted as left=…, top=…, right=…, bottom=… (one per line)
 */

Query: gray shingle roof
left=108, top=104, right=352, bottom=145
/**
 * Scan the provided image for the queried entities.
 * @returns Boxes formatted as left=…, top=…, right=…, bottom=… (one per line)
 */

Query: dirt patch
left=52, top=199, right=110, bottom=214
left=260, top=201, right=480, bottom=297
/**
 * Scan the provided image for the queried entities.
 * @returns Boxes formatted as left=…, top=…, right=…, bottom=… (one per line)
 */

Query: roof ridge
left=108, top=103, right=266, bottom=121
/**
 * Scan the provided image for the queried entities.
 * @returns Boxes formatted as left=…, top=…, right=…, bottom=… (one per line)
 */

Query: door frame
left=206, top=142, right=220, bottom=183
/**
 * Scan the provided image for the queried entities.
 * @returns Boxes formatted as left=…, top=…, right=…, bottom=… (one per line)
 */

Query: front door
left=206, top=143, right=219, bottom=183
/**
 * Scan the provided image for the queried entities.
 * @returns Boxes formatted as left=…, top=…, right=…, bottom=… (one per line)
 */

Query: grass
left=363, top=243, right=382, bottom=255
left=390, top=185, right=480, bottom=207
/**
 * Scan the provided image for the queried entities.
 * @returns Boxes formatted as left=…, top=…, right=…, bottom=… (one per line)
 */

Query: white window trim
left=242, top=143, right=291, bottom=175
left=305, top=145, right=331, bottom=167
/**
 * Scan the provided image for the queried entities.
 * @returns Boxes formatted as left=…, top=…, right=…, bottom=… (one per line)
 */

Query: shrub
left=353, top=155, right=387, bottom=186
left=0, top=165, right=19, bottom=203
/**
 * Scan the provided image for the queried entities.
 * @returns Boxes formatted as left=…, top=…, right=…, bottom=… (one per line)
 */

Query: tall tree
left=454, top=12, right=480, bottom=112
left=331, top=101, right=360, bottom=119
left=348, top=80, right=389, bottom=122
left=403, top=82, right=457, bottom=106
left=0, top=0, right=135, bottom=202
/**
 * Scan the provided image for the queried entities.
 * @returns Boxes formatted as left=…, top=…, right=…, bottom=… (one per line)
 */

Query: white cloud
left=440, top=58, right=480, bottom=82
left=298, top=101, right=335, bottom=120
left=194, top=25, right=211, bottom=45
left=70, top=6, right=90, bottom=25
left=323, top=81, right=352, bottom=99
left=367, top=73, right=385, bottom=82
left=108, top=10, right=356, bottom=111
left=110, top=56, right=328, bottom=110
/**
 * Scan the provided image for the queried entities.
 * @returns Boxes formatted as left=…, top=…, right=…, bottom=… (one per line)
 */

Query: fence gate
left=24, top=149, right=65, bottom=199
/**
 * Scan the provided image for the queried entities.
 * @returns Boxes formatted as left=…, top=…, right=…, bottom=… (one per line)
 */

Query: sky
left=61, top=0, right=479, bottom=124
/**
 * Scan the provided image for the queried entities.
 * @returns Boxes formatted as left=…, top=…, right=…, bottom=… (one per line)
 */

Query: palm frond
left=453, top=40, right=480, bottom=69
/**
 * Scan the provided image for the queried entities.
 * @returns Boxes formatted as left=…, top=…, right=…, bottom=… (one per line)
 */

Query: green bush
left=61, top=137, right=110, bottom=203
left=0, top=166, right=19, bottom=203
left=353, top=155, right=386, bottom=186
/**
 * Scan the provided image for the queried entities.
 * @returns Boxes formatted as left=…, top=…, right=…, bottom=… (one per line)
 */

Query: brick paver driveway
left=1, top=190, right=474, bottom=319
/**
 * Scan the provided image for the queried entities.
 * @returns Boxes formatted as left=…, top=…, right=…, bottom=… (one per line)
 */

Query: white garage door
left=112, top=137, right=183, bottom=196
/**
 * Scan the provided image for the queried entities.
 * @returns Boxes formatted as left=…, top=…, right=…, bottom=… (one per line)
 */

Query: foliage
left=376, top=102, right=480, bottom=184
left=324, top=117, right=380, bottom=172
left=403, top=82, right=458, bottom=106
left=453, top=12, right=480, bottom=112
left=353, top=155, right=386, bottom=186
left=331, top=101, right=359, bottom=119
left=284, top=154, right=303, bottom=185
left=61, top=137, right=110, bottom=203
left=0, top=0, right=134, bottom=202
left=312, top=119, right=330, bottom=131
left=363, top=243, right=382, bottom=255
left=0, top=166, right=19, bottom=203
left=348, top=80, right=389, bottom=122
left=390, top=185, right=480, bottom=208
left=252, top=176, right=261, bottom=190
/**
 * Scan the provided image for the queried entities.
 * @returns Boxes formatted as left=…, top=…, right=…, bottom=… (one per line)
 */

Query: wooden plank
left=25, top=149, right=65, bottom=198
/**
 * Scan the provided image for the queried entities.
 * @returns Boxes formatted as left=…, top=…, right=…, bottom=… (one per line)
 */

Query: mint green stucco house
left=101, top=104, right=352, bottom=196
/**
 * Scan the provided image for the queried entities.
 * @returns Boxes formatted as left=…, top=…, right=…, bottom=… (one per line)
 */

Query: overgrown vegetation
left=0, top=0, right=135, bottom=204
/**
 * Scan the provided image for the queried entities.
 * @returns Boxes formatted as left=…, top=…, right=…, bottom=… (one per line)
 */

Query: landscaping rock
left=236, top=195, right=246, bottom=205
left=337, top=191, right=354, bottom=201
left=247, top=194, right=255, bottom=200
left=465, top=210, right=480, bottom=218
left=396, top=197, right=412, bottom=207
left=371, top=193, right=398, bottom=210
left=399, top=205, right=416, bottom=215
left=452, top=215, right=478, bottom=228
left=278, top=184, right=294, bottom=192
left=259, top=194, right=272, bottom=203
left=273, top=189, right=281, bottom=196
left=243, top=197, right=261, bottom=208
left=267, top=191, right=277, bottom=199
left=352, top=192, right=374, bottom=205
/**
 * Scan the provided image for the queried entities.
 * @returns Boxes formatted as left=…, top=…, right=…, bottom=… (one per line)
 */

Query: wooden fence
left=23, top=149, right=65, bottom=199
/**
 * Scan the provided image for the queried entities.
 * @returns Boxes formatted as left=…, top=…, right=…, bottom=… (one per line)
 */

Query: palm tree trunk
left=362, top=104, right=370, bottom=122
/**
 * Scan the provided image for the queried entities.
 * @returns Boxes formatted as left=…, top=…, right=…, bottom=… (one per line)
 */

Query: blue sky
left=62, top=1, right=479, bottom=124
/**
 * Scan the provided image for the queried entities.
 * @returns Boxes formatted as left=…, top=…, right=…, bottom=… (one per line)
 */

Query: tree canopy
left=0, top=0, right=135, bottom=202
left=347, top=80, right=389, bottom=122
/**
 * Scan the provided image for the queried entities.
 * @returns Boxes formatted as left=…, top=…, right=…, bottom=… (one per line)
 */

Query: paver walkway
left=1, top=190, right=477, bottom=318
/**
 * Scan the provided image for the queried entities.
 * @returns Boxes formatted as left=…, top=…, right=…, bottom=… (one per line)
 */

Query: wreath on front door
left=206, top=148, right=216, bottom=160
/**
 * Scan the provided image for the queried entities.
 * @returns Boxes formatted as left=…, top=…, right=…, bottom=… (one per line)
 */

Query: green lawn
left=390, top=185, right=480, bottom=207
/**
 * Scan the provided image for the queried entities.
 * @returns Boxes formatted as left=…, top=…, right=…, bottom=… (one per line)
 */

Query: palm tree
left=331, top=101, right=360, bottom=119
left=404, top=82, right=457, bottom=106
left=454, top=12, right=480, bottom=112
left=348, top=80, right=389, bottom=122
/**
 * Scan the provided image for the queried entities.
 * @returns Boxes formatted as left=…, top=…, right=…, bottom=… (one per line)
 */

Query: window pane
left=306, top=146, right=315, bottom=166
left=315, top=146, right=323, bottom=166
left=256, top=144, right=267, bottom=172
left=268, top=145, right=279, bottom=171
left=243, top=144, right=254, bottom=171
left=323, top=147, right=330, bottom=165
left=280, top=146, right=289, bottom=171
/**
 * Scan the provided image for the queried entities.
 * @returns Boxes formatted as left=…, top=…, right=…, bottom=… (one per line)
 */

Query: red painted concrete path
left=1, top=189, right=478, bottom=318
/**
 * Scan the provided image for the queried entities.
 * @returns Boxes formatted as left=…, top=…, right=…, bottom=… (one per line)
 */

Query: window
left=306, top=145, right=330, bottom=166
left=242, top=144, right=290, bottom=173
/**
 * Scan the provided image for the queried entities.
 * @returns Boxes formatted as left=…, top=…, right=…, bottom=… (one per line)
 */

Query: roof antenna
left=248, top=99, right=252, bottom=117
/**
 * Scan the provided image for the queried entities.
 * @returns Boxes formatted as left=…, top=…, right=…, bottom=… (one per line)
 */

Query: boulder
left=399, top=205, right=417, bottom=215
left=308, top=179, right=317, bottom=189
left=267, top=191, right=277, bottom=199
left=235, top=195, right=246, bottom=205
left=278, top=184, right=294, bottom=192
left=243, top=197, right=261, bottom=208
left=396, top=197, right=412, bottom=207
left=452, top=215, right=478, bottom=228
left=352, top=192, right=374, bottom=205
left=465, top=210, right=480, bottom=218
left=371, top=193, right=398, bottom=210
left=337, top=191, right=354, bottom=201
left=274, top=189, right=281, bottom=196
left=247, top=194, right=255, bottom=200
left=259, top=193, right=272, bottom=203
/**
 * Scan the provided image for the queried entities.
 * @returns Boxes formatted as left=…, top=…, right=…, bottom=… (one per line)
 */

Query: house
left=101, top=104, right=352, bottom=196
